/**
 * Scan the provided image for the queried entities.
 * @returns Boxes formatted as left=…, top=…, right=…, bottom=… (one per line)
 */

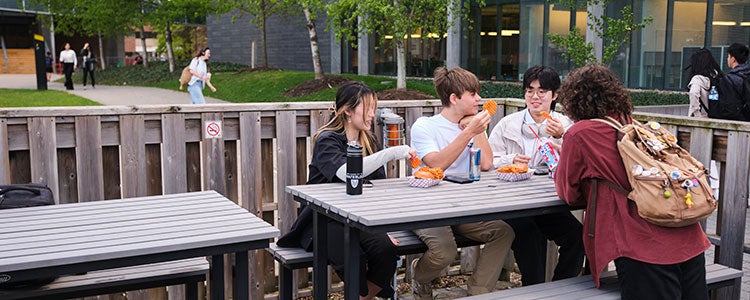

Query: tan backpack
left=178, top=66, right=191, bottom=90
left=589, top=117, right=717, bottom=228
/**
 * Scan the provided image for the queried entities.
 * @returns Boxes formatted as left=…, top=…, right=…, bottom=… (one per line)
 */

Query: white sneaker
left=410, top=258, right=433, bottom=300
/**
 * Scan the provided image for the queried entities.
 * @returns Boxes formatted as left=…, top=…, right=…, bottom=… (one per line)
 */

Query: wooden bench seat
left=457, top=263, right=743, bottom=300
left=0, top=257, right=209, bottom=300
left=268, top=230, right=482, bottom=300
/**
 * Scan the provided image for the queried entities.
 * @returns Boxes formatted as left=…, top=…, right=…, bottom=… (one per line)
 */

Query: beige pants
left=413, top=220, right=514, bottom=295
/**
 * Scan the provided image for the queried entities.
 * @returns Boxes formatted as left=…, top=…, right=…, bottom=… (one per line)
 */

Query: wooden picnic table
left=0, top=190, right=279, bottom=300
left=285, top=172, right=571, bottom=300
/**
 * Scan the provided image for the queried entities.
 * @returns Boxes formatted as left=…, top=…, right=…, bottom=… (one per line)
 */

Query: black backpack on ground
left=709, top=73, right=750, bottom=121
left=0, top=183, right=59, bottom=290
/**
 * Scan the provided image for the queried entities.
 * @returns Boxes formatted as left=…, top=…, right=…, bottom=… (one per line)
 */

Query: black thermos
left=346, top=141, right=363, bottom=195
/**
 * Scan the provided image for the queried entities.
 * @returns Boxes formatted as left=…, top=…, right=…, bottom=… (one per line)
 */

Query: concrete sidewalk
left=0, top=74, right=226, bottom=105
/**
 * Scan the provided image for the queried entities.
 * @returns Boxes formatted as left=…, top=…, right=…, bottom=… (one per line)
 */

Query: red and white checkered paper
left=407, top=176, right=442, bottom=188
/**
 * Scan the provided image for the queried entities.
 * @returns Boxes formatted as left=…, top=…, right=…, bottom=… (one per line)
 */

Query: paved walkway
left=0, top=74, right=226, bottom=105
left=1, top=74, right=748, bottom=298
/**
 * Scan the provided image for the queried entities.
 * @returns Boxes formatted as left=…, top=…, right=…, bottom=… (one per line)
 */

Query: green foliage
left=478, top=81, right=688, bottom=106
left=155, top=25, right=203, bottom=60
left=71, top=60, right=248, bottom=86
left=547, top=27, right=595, bottom=68
left=546, top=0, right=653, bottom=67
left=0, top=89, right=101, bottom=107
left=479, top=82, right=524, bottom=99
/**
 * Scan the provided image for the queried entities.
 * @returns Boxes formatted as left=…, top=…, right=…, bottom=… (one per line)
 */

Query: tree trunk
left=261, top=15, right=268, bottom=67
left=303, top=6, right=324, bottom=80
left=139, top=26, right=148, bottom=68
left=165, top=23, right=175, bottom=72
left=97, top=31, right=105, bottom=70
left=396, top=38, right=406, bottom=90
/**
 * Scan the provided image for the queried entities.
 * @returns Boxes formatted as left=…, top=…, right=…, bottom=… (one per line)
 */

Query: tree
left=217, top=0, right=291, bottom=68
left=327, top=0, right=480, bottom=90
left=547, top=0, right=653, bottom=67
left=149, top=0, right=216, bottom=72
left=27, top=0, right=138, bottom=70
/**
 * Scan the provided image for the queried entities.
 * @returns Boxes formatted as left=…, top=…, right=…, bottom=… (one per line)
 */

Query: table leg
left=210, top=254, right=224, bottom=300
left=234, top=250, right=249, bottom=300
left=313, top=211, right=329, bottom=299
left=344, top=223, right=360, bottom=300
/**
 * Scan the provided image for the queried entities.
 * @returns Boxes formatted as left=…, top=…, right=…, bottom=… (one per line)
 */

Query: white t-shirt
left=410, top=114, right=471, bottom=175
left=188, top=58, right=207, bottom=87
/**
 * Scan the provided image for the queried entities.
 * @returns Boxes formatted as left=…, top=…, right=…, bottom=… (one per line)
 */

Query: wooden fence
left=1, top=99, right=747, bottom=299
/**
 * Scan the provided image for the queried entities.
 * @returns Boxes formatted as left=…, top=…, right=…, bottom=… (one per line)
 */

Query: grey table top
left=0, top=191, right=279, bottom=274
left=286, top=172, right=568, bottom=231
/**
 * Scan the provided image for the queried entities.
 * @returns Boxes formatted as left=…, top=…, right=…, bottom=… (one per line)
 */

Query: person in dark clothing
left=45, top=51, right=53, bottom=82
left=79, top=42, right=96, bottom=89
left=276, top=81, right=418, bottom=299
left=555, top=64, right=710, bottom=299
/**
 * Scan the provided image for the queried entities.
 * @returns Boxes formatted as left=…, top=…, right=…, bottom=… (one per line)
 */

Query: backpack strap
left=591, top=116, right=623, bottom=129
left=584, top=178, right=629, bottom=238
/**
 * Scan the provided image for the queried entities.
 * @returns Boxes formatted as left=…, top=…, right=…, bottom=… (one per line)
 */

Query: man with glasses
left=487, top=65, right=584, bottom=286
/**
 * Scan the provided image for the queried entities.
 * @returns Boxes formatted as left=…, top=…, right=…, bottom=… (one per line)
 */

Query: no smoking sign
left=204, top=121, right=223, bottom=139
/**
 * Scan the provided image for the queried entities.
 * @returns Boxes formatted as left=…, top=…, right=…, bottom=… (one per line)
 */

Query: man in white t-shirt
left=409, top=66, right=514, bottom=299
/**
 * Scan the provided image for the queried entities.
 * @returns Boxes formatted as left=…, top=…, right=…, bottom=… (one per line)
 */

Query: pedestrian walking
left=59, top=43, right=77, bottom=90
left=187, top=47, right=214, bottom=104
left=79, top=42, right=96, bottom=90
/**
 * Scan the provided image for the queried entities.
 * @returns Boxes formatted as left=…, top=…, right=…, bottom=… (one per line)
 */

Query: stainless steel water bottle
left=346, top=141, right=363, bottom=195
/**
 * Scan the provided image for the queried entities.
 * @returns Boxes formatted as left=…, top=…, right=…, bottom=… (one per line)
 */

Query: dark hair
left=196, top=47, right=210, bottom=58
left=313, top=81, right=378, bottom=155
left=433, top=66, right=481, bottom=107
left=558, top=64, right=633, bottom=122
left=728, top=43, right=749, bottom=64
left=685, top=49, right=723, bottom=87
left=523, top=65, right=561, bottom=92
left=523, top=65, right=561, bottom=109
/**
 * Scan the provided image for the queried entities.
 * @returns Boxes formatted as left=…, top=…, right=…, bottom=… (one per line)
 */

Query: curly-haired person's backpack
left=588, top=117, right=717, bottom=228
left=178, top=66, right=191, bottom=91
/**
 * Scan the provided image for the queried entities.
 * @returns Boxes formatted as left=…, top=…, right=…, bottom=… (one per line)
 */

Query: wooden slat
left=27, top=117, right=59, bottom=203
left=146, top=144, right=162, bottom=196
left=717, top=131, right=750, bottom=268
left=120, top=115, right=147, bottom=198
left=8, top=150, right=31, bottom=184
left=161, top=114, right=187, bottom=194
left=225, top=140, right=238, bottom=203
left=276, top=111, right=297, bottom=235
left=688, top=127, right=713, bottom=168
left=56, top=148, right=77, bottom=204
left=240, top=111, right=263, bottom=215
left=102, top=146, right=121, bottom=200
left=0, top=118, right=9, bottom=184
left=201, top=112, right=226, bottom=195
left=185, top=142, right=201, bottom=192
left=75, top=116, right=104, bottom=202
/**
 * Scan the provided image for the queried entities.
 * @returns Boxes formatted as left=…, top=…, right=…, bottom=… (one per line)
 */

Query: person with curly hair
left=554, top=64, right=710, bottom=299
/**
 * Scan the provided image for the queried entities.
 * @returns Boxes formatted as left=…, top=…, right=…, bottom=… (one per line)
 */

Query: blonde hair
left=313, top=81, right=378, bottom=155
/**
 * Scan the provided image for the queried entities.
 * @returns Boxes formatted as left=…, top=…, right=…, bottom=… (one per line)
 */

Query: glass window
left=673, top=0, right=708, bottom=90
left=711, top=0, right=750, bottom=73
left=635, top=0, right=667, bottom=89
left=519, top=1, right=546, bottom=79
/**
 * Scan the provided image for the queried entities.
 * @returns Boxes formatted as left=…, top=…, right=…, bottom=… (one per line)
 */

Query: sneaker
left=410, top=258, right=433, bottom=300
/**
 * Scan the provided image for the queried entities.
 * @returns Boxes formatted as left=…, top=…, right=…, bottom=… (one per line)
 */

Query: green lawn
left=149, top=70, right=438, bottom=102
left=0, top=89, right=101, bottom=107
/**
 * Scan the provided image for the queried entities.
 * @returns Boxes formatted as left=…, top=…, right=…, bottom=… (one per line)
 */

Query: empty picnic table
left=0, top=190, right=279, bottom=300
left=285, top=172, right=571, bottom=300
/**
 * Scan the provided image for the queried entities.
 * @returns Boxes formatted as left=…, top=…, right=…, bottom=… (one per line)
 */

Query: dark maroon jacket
left=554, top=117, right=710, bottom=287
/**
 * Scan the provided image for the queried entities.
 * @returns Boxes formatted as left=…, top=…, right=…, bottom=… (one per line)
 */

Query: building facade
left=207, top=0, right=749, bottom=91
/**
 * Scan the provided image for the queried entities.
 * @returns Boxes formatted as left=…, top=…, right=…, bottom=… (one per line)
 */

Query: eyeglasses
left=524, top=88, right=551, bottom=97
